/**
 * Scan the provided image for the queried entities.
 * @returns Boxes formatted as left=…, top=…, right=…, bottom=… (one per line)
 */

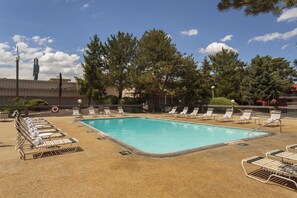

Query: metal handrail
left=249, top=119, right=282, bottom=136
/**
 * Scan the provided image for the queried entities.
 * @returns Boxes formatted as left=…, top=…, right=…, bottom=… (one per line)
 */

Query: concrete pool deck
left=1, top=114, right=297, bottom=197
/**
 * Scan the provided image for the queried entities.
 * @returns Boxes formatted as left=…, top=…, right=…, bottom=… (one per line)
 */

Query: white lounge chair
left=118, top=106, right=126, bottom=115
left=266, top=149, right=297, bottom=163
left=241, top=156, right=297, bottom=188
left=176, top=107, right=189, bottom=117
left=15, top=117, right=79, bottom=160
left=187, top=107, right=199, bottom=118
left=286, top=144, right=297, bottom=151
left=88, top=106, right=97, bottom=117
left=234, top=110, right=252, bottom=123
left=104, top=107, right=114, bottom=116
left=198, top=108, right=214, bottom=120
left=217, top=108, right=233, bottom=122
left=165, top=106, right=177, bottom=116
left=72, top=107, right=83, bottom=120
left=263, top=110, right=281, bottom=126
left=0, top=112, right=9, bottom=121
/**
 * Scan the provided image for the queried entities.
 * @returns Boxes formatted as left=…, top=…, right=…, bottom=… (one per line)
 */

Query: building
left=0, top=78, right=85, bottom=105
left=0, top=78, right=126, bottom=106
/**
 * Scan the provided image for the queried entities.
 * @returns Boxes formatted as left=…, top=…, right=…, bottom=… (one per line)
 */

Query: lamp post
left=231, top=99, right=235, bottom=110
left=15, top=46, right=20, bottom=98
left=211, top=86, right=215, bottom=99
left=78, top=99, right=82, bottom=113
left=164, top=89, right=167, bottom=105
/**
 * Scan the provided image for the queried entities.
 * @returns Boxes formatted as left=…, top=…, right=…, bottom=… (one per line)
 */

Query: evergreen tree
left=243, top=55, right=296, bottom=103
left=208, top=49, right=246, bottom=101
left=133, top=29, right=179, bottom=109
left=75, top=35, right=106, bottom=105
left=218, top=0, right=297, bottom=15
left=199, top=57, right=214, bottom=100
left=103, top=32, right=138, bottom=99
left=173, top=54, right=201, bottom=105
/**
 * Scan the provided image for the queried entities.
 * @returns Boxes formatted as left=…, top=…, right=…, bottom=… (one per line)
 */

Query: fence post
left=24, top=106, right=28, bottom=117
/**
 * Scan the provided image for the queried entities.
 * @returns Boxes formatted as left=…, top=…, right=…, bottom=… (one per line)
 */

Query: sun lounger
left=217, top=108, right=233, bottom=122
left=198, top=108, right=214, bottom=120
left=0, top=112, right=9, bottom=121
left=266, top=149, right=297, bottom=163
left=241, top=156, right=297, bottom=188
left=234, top=110, right=252, bottom=123
left=72, top=107, right=83, bottom=120
left=187, top=107, right=199, bottom=118
left=165, top=106, right=177, bottom=116
left=118, top=106, right=126, bottom=115
left=88, top=106, right=98, bottom=117
left=17, top=118, right=67, bottom=139
left=15, top=118, right=79, bottom=160
left=286, top=144, right=297, bottom=151
left=21, top=117, right=57, bottom=130
left=176, top=107, right=189, bottom=117
left=104, top=107, right=114, bottom=116
left=263, top=110, right=281, bottom=126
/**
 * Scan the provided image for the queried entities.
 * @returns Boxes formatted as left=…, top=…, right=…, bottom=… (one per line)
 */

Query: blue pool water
left=81, top=117, right=267, bottom=154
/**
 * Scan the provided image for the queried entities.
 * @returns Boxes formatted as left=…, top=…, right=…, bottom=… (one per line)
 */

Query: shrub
left=26, top=99, right=48, bottom=106
left=208, top=97, right=238, bottom=105
left=99, top=95, right=119, bottom=105
left=121, top=97, right=144, bottom=104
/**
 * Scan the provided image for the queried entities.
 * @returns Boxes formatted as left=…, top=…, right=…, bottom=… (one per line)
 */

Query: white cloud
left=281, top=44, right=289, bottom=50
left=220, top=34, right=233, bottom=42
left=181, top=29, right=198, bottom=36
left=0, top=36, right=81, bottom=80
left=248, top=28, right=297, bottom=43
left=0, top=43, right=14, bottom=66
left=32, top=36, right=54, bottom=45
left=81, top=3, right=89, bottom=10
left=277, top=7, right=297, bottom=22
left=199, top=42, right=238, bottom=54
left=12, top=35, right=27, bottom=43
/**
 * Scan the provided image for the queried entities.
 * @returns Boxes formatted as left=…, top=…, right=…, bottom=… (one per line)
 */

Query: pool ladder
left=248, top=119, right=282, bottom=136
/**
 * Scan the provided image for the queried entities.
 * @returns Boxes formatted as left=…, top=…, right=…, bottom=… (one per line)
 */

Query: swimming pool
left=81, top=117, right=269, bottom=156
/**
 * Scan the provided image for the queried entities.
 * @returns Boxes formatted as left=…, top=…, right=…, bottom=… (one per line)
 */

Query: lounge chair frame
left=217, top=108, right=233, bottom=122
left=242, top=156, right=297, bottom=188
left=15, top=116, right=79, bottom=160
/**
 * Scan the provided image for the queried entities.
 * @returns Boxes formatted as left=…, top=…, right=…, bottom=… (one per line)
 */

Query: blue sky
left=0, top=0, right=296, bottom=80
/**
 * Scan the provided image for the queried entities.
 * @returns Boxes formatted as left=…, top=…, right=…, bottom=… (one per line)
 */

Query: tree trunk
left=118, top=89, right=122, bottom=99
left=88, top=96, right=91, bottom=105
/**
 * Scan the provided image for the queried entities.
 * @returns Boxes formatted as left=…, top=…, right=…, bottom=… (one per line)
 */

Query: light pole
left=164, top=89, right=167, bottom=105
left=78, top=99, right=82, bottom=113
left=211, top=86, right=215, bottom=99
left=15, top=46, right=20, bottom=98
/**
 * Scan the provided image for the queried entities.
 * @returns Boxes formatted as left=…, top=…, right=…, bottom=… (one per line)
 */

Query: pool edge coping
left=80, top=116, right=274, bottom=158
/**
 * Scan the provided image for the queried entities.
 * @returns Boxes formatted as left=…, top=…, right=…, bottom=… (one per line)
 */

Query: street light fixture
left=211, top=86, right=215, bottom=99
left=78, top=99, right=82, bottom=113
left=15, top=46, right=20, bottom=98
left=231, top=99, right=235, bottom=110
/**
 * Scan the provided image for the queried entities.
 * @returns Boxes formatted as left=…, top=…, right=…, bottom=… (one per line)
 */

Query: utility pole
left=16, top=46, right=20, bottom=98
left=58, top=73, right=62, bottom=105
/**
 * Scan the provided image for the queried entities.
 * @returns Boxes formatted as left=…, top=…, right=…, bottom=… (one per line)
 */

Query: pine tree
left=75, top=35, right=106, bottom=105
left=217, top=0, right=297, bottom=15
left=102, top=32, right=138, bottom=99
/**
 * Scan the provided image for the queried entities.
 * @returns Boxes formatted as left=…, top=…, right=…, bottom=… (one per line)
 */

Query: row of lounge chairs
left=165, top=106, right=282, bottom=126
left=242, top=144, right=297, bottom=189
left=72, top=106, right=126, bottom=120
left=14, top=111, right=79, bottom=160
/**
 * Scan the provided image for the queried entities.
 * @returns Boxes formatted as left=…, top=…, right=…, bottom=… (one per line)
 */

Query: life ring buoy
left=51, top=106, right=59, bottom=113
